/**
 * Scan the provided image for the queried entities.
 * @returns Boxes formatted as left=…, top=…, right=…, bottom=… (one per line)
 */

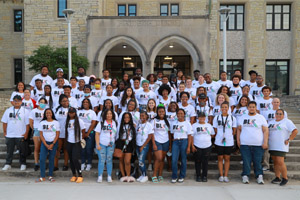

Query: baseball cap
left=56, top=68, right=63, bottom=73
left=13, top=95, right=22, bottom=101
left=198, top=93, right=207, bottom=99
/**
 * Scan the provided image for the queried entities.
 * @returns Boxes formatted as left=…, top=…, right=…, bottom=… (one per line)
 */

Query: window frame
left=14, top=58, right=23, bottom=85
left=13, top=9, right=23, bottom=32
left=118, top=4, right=126, bottom=16
left=219, top=59, right=244, bottom=79
left=266, top=4, right=291, bottom=31
left=128, top=4, right=137, bottom=16
left=160, top=4, right=169, bottom=16
left=219, top=4, right=244, bottom=31
left=57, top=0, right=67, bottom=18
left=170, top=4, right=179, bottom=16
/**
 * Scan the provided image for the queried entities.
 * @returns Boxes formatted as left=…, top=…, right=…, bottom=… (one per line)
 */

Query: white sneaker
left=85, top=164, right=92, bottom=171
left=140, top=176, right=148, bottom=183
left=224, top=177, right=230, bottom=183
left=20, top=164, right=26, bottom=171
left=218, top=176, right=224, bottom=182
left=14, top=150, right=19, bottom=154
left=262, top=167, right=269, bottom=171
left=242, top=175, right=249, bottom=184
left=2, top=164, right=11, bottom=171
left=137, top=175, right=144, bottom=182
left=107, top=176, right=112, bottom=183
left=257, top=175, right=264, bottom=184
left=97, top=175, right=103, bottom=183
left=148, top=164, right=152, bottom=171
left=240, top=160, right=243, bottom=164
left=171, top=179, right=177, bottom=183
left=81, top=164, right=86, bottom=171
left=178, top=178, right=184, bottom=183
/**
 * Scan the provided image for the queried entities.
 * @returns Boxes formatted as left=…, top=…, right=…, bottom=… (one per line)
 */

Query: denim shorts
left=33, top=128, right=40, bottom=137
left=155, top=141, right=169, bottom=152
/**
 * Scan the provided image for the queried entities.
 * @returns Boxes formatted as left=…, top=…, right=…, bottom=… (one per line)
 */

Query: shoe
left=34, top=165, right=40, bottom=171
left=2, top=164, right=11, bottom=171
left=224, top=177, right=230, bottom=183
left=85, top=164, right=92, bottom=171
left=271, top=177, right=282, bottom=184
left=70, top=176, right=77, bottom=182
left=128, top=176, right=136, bottom=182
left=196, top=176, right=202, bottom=182
left=140, top=176, right=148, bottom=183
left=218, top=176, right=224, bottom=182
left=171, top=179, right=177, bottom=183
left=97, top=175, right=103, bottom=183
left=120, top=176, right=128, bottom=182
left=148, top=164, right=153, bottom=171
left=107, top=176, right=112, bottom=183
left=279, top=178, right=288, bottom=186
left=76, top=177, right=83, bottom=183
left=14, top=150, right=19, bottom=154
left=81, top=164, right=86, bottom=171
left=53, top=167, right=59, bottom=171
left=178, top=178, right=184, bottom=183
left=242, top=175, right=249, bottom=184
left=202, top=177, right=207, bottom=182
left=262, top=167, right=270, bottom=171
left=240, top=161, right=243, bottom=164
left=62, top=166, right=68, bottom=171
left=257, top=175, right=264, bottom=184
left=20, top=164, right=26, bottom=171
left=137, top=175, right=144, bottom=182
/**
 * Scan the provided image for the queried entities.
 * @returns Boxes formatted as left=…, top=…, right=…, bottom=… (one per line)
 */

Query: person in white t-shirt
left=101, top=69, right=112, bottom=90
left=233, top=95, right=250, bottom=122
left=250, top=75, right=272, bottom=101
left=184, top=76, right=197, bottom=107
left=196, top=93, right=213, bottom=124
left=257, top=86, right=273, bottom=120
left=237, top=101, right=269, bottom=184
left=77, top=85, right=99, bottom=112
left=130, top=68, right=145, bottom=87
left=236, top=85, right=255, bottom=104
left=217, top=86, right=236, bottom=110
left=76, top=67, right=90, bottom=85
left=132, top=76, right=143, bottom=94
left=178, top=92, right=196, bottom=124
left=192, top=70, right=200, bottom=87
left=243, top=70, right=257, bottom=88
left=268, top=109, right=298, bottom=186
left=211, top=93, right=232, bottom=117
left=63, top=85, right=78, bottom=109
left=91, top=78, right=104, bottom=103
left=193, top=74, right=205, bottom=89
left=136, top=80, right=157, bottom=111
left=157, top=84, right=174, bottom=109
left=22, top=89, right=37, bottom=111
left=136, top=111, right=155, bottom=183
left=36, top=108, right=60, bottom=182
left=29, top=66, right=53, bottom=90
left=213, top=101, right=237, bottom=183
left=51, top=77, right=65, bottom=108
left=233, top=69, right=246, bottom=86
left=203, top=73, right=221, bottom=106
left=31, top=79, right=44, bottom=102
left=230, top=75, right=243, bottom=106
left=191, top=112, right=215, bottom=182
left=170, top=109, right=193, bottom=183
left=38, top=85, right=54, bottom=109
left=217, top=71, right=232, bottom=87
left=265, top=98, right=287, bottom=122
left=51, top=68, right=70, bottom=88
left=99, top=84, right=119, bottom=112
left=1, top=95, right=30, bottom=171
left=10, top=81, right=25, bottom=105
left=78, top=98, right=97, bottom=171
left=29, top=97, right=47, bottom=171
left=119, top=87, right=139, bottom=113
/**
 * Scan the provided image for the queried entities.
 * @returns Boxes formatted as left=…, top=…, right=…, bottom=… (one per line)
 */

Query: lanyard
left=106, top=120, right=113, bottom=145
left=221, top=115, right=229, bottom=134
left=13, top=107, right=21, bottom=119
left=139, top=122, right=147, bottom=136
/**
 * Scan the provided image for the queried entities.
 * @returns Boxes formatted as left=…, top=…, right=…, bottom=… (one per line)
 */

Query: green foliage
left=26, top=45, right=89, bottom=78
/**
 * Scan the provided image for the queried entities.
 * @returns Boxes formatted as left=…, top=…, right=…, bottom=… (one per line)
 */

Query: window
left=160, top=4, right=169, bottom=16
left=14, top=10, right=23, bottom=32
left=219, top=60, right=244, bottom=79
left=57, top=0, right=67, bottom=18
left=128, top=4, right=137, bottom=16
left=14, top=59, right=23, bottom=85
left=220, top=5, right=244, bottom=30
left=118, top=4, right=126, bottom=16
left=266, top=4, right=290, bottom=30
left=171, top=4, right=179, bottom=16
left=266, top=60, right=289, bottom=95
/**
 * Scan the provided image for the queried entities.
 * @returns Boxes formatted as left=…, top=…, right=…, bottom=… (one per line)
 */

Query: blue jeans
left=81, top=131, right=95, bottom=165
left=96, top=143, right=115, bottom=176
left=240, top=145, right=264, bottom=178
left=136, top=144, right=150, bottom=176
left=40, top=141, right=58, bottom=178
left=171, top=139, right=188, bottom=179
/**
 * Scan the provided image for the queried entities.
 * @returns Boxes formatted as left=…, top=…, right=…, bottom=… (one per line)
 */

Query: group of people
left=1, top=66, right=298, bottom=186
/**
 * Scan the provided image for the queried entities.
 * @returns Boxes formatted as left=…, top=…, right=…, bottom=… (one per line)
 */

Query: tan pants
left=262, top=149, right=270, bottom=169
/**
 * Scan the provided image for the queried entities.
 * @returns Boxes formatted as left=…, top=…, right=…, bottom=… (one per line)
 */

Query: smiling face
left=221, top=103, right=229, bottom=115
left=140, top=112, right=148, bottom=123
left=148, top=100, right=155, bottom=110
left=124, top=113, right=130, bottom=123
left=83, top=99, right=90, bottom=109
left=181, top=93, right=189, bottom=104
left=240, top=97, right=248, bottom=107
left=104, top=100, right=113, bottom=110
left=177, top=110, right=185, bottom=121
left=127, top=101, right=136, bottom=111
left=275, top=110, right=284, bottom=121
left=106, top=110, right=113, bottom=121
left=217, top=94, right=225, bottom=105
left=157, top=108, right=165, bottom=119
left=45, top=109, right=53, bottom=120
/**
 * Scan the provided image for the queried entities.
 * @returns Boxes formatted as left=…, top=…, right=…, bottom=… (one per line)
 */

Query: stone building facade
left=0, top=0, right=299, bottom=95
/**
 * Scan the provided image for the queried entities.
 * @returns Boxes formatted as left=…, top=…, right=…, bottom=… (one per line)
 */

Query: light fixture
left=164, top=56, right=172, bottom=60
left=122, top=45, right=127, bottom=49
left=123, top=57, right=132, bottom=60
left=169, top=44, right=174, bottom=48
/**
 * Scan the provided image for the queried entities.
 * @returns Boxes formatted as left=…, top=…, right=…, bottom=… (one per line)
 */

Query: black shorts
left=215, top=145, right=233, bottom=156
left=115, top=139, right=134, bottom=154
left=269, top=150, right=286, bottom=157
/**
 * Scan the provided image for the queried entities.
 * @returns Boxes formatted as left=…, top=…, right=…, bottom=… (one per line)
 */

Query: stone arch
left=93, top=35, right=148, bottom=77
left=149, top=35, right=203, bottom=74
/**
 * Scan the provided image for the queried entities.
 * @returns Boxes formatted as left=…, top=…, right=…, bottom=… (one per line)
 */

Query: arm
left=140, top=134, right=152, bottom=152
left=191, top=136, right=197, bottom=152
left=187, top=135, right=192, bottom=154
left=40, top=132, right=49, bottom=149
left=285, top=129, right=298, bottom=145
left=29, top=119, right=34, bottom=130
left=151, top=134, right=157, bottom=151
left=3, top=123, right=7, bottom=137
left=49, top=131, right=60, bottom=150
left=23, top=124, right=30, bottom=140
left=86, top=120, right=97, bottom=137
left=168, top=131, right=172, bottom=152
left=114, top=105, right=118, bottom=112
left=236, top=125, right=242, bottom=148
left=262, top=126, right=269, bottom=149
left=95, top=132, right=101, bottom=150
left=232, top=127, right=237, bottom=135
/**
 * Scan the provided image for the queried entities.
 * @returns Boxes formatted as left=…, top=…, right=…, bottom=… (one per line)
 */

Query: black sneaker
left=279, top=178, right=288, bottom=186
left=34, top=165, right=40, bottom=171
left=202, top=176, right=207, bottom=182
left=53, top=167, right=59, bottom=171
left=196, top=176, right=202, bottom=182
left=62, top=166, right=68, bottom=171
left=271, top=177, right=281, bottom=184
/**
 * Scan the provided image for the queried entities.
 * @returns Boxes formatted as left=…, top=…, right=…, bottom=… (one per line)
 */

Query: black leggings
left=67, top=142, right=82, bottom=177
left=193, top=145, right=212, bottom=178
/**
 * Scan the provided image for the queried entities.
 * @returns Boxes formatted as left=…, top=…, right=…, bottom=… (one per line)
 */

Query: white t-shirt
left=196, top=105, right=212, bottom=123
left=97, top=110, right=118, bottom=123
left=51, top=87, right=64, bottom=107
left=236, top=94, right=254, bottom=104
left=91, top=89, right=104, bottom=102
left=238, top=114, right=268, bottom=146
left=31, top=89, right=44, bottom=101
left=95, top=120, right=118, bottom=146
left=202, top=82, right=221, bottom=105
left=230, top=86, right=243, bottom=101
left=148, top=111, right=156, bottom=122
left=66, top=119, right=85, bottom=143
left=178, top=103, right=196, bottom=122
left=118, top=98, right=139, bottom=112
left=136, top=122, right=154, bottom=146
left=149, top=83, right=159, bottom=92
left=213, top=114, right=237, bottom=147
left=243, top=80, right=257, bottom=89
left=78, top=96, right=99, bottom=109
left=250, top=85, right=270, bottom=100
left=38, top=120, right=60, bottom=142
left=232, top=106, right=248, bottom=121
left=54, top=107, right=69, bottom=138
left=135, top=90, right=157, bottom=109
left=130, top=77, right=145, bottom=87
left=211, top=105, right=232, bottom=117
left=51, top=78, right=70, bottom=88
left=156, top=96, right=174, bottom=110
left=10, top=92, right=24, bottom=101
left=265, top=109, right=288, bottom=122
left=217, top=80, right=232, bottom=87
left=29, top=108, right=45, bottom=129
left=72, top=89, right=84, bottom=101
left=153, top=119, right=170, bottom=143
left=118, top=111, right=140, bottom=126
left=1, top=107, right=30, bottom=138
left=166, top=111, right=177, bottom=125
left=77, top=109, right=97, bottom=132
left=68, top=96, right=78, bottom=109
left=101, top=78, right=112, bottom=90
left=184, top=87, right=197, bottom=106
left=30, top=74, right=53, bottom=88
left=192, top=122, right=215, bottom=149
left=99, top=95, right=119, bottom=109
left=77, top=76, right=90, bottom=85
left=257, top=98, right=273, bottom=120
left=156, top=87, right=177, bottom=102
left=117, top=124, right=134, bottom=141
left=193, top=82, right=205, bottom=89
left=171, top=120, right=193, bottom=140
left=268, top=119, right=297, bottom=152
left=22, top=99, right=35, bottom=111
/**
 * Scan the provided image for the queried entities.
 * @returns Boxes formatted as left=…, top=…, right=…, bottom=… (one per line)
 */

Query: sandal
left=35, top=177, right=46, bottom=183
left=48, top=176, right=55, bottom=182
left=70, top=176, right=77, bottom=182
left=158, top=176, right=164, bottom=182
left=152, top=176, right=158, bottom=183
left=128, top=176, right=135, bottom=182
